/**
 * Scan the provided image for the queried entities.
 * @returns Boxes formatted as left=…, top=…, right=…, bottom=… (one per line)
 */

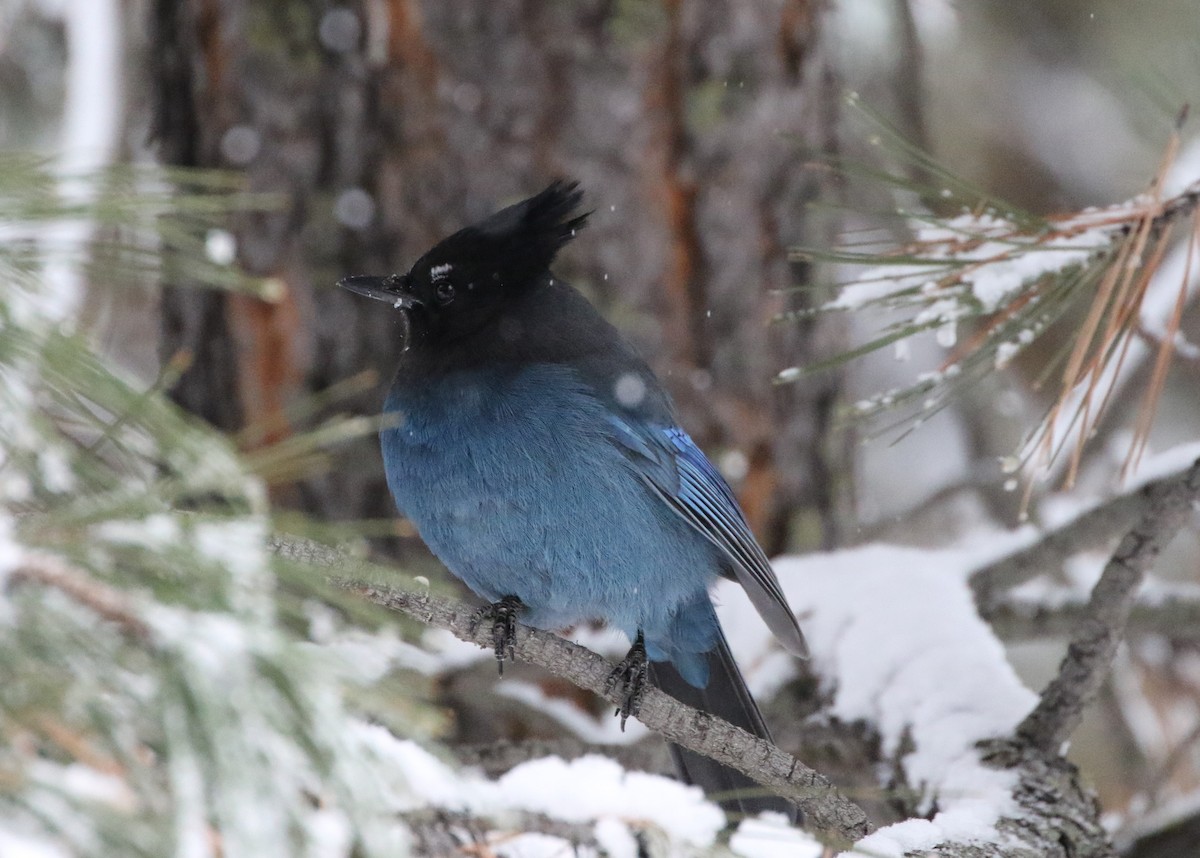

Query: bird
left=339, top=180, right=807, bottom=818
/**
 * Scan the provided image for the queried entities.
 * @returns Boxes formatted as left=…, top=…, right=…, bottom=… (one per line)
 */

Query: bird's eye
left=435, top=281, right=456, bottom=304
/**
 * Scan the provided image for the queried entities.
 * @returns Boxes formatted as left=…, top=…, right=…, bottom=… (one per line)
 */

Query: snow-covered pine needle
left=782, top=113, right=1200, bottom=507
left=0, top=160, right=440, bottom=856
left=1033, top=117, right=1198, bottom=496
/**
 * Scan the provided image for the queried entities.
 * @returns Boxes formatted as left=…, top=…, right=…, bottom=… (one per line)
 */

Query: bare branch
left=985, top=594, right=1200, bottom=641
left=1015, top=458, right=1200, bottom=753
left=970, top=458, right=1200, bottom=615
left=339, top=580, right=872, bottom=847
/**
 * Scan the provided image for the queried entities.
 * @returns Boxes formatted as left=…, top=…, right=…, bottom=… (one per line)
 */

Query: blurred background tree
left=148, top=0, right=850, bottom=555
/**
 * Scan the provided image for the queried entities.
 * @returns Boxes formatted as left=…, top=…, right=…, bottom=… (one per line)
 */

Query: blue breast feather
left=381, top=363, right=722, bottom=685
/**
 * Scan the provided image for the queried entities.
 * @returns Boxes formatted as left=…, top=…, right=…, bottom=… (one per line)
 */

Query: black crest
left=338, top=181, right=592, bottom=348
left=418, top=180, right=590, bottom=289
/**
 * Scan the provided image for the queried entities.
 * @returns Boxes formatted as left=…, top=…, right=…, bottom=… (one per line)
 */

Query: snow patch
left=94, top=513, right=181, bottom=550
left=499, top=755, right=723, bottom=846
left=720, top=539, right=1037, bottom=853
left=0, top=829, right=70, bottom=858
left=350, top=726, right=723, bottom=849
left=492, top=833, right=575, bottom=857
left=496, top=680, right=649, bottom=745
left=731, top=813, right=823, bottom=857
left=593, top=818, right=638, bottom=858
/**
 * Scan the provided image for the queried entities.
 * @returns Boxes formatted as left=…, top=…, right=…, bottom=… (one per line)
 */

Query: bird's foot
left=605, top=631, right=648, bottom=731
left=468, top=595, right=525, bottom=676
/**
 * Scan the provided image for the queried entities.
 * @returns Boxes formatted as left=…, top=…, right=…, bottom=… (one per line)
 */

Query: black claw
left=605, top=631, right=648, bottom=730
left=468, top=595, right=524, bottom=675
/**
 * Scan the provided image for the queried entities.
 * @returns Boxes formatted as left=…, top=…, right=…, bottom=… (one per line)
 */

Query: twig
left=986, top=595, right=1200, bottom=642
left=338, top=580, right=872, bottom=847
left=969, top=458, right=1200, bottom=616
left=1015, top=458, right=1200, bottom=753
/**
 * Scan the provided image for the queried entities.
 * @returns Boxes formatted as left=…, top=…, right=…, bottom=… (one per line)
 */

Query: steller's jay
left=340, top=181, right=807, bottom=817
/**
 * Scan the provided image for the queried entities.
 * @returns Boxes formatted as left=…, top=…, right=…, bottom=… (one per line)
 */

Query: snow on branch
left=718, top=547, right=1039, bottom=855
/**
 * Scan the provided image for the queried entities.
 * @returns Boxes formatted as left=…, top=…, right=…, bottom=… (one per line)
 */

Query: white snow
left=26, top=761, right=136, bottom=812
left=961, top=219, right=1113, bottom=311
left=1161, top=136, right=1200, bottom=200
left=994, top=340, right=1020, bottom=369
left=830, top=212, right=1116, bottom=321
left=492, top=832, right=576, bottom=857
left=321, top=626, right=449, bottom=682
left=41, top=0, right=122, bottom=323
left=841, top=817, right=946, bottom=857
left=205, top=229, right=237, bottom=265
left=730, top=813, right=824, bottom=858
left=499, top=755, right=724, bottom=846
left=351, top=725, right=724, bottom=849
left=420, top=626, right=494, bottom=669
left=1122, top=438, right=1200, bottom=488
left=1114, top=788, right=1200, bottom=852
left=0, top=829, right=70, bottom=858
left=353, top=724, right=475, bottom=811
left=303, top=807, right=354, bottom=858
left=0, top=515, right=22, bottom=588
left=592, top=818, right=638, bottom=858
left=613, top=372, right=647, bottom=408
left=94, top=513, right=181, bottom=550
left=496, top=680, right=650, bottom=745
left=720, top=538, right=1039, bottom=853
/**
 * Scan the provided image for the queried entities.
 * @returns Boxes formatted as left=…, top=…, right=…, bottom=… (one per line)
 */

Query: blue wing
left=610, top=418, right=808, bottom=657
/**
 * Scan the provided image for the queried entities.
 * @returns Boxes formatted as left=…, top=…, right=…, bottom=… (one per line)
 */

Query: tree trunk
left=148, top=0, right=850, bottom=551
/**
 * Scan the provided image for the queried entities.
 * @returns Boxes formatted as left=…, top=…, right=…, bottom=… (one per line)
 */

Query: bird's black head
left=339, top=180, right=589, bottom=345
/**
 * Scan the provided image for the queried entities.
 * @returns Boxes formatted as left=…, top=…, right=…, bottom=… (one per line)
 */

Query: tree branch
left=338, top=580, right=872, bottom=847
left=970, top=458, right=1200, bottom=616
left=403, top=808, right=600, bottom=857
left=1014, top=458, right=1200, bottom=753
left=984, top=594, right=1200, bottom=641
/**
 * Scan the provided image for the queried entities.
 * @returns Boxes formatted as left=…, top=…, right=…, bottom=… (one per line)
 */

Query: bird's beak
left=337, top=275, right=422, bottom=309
